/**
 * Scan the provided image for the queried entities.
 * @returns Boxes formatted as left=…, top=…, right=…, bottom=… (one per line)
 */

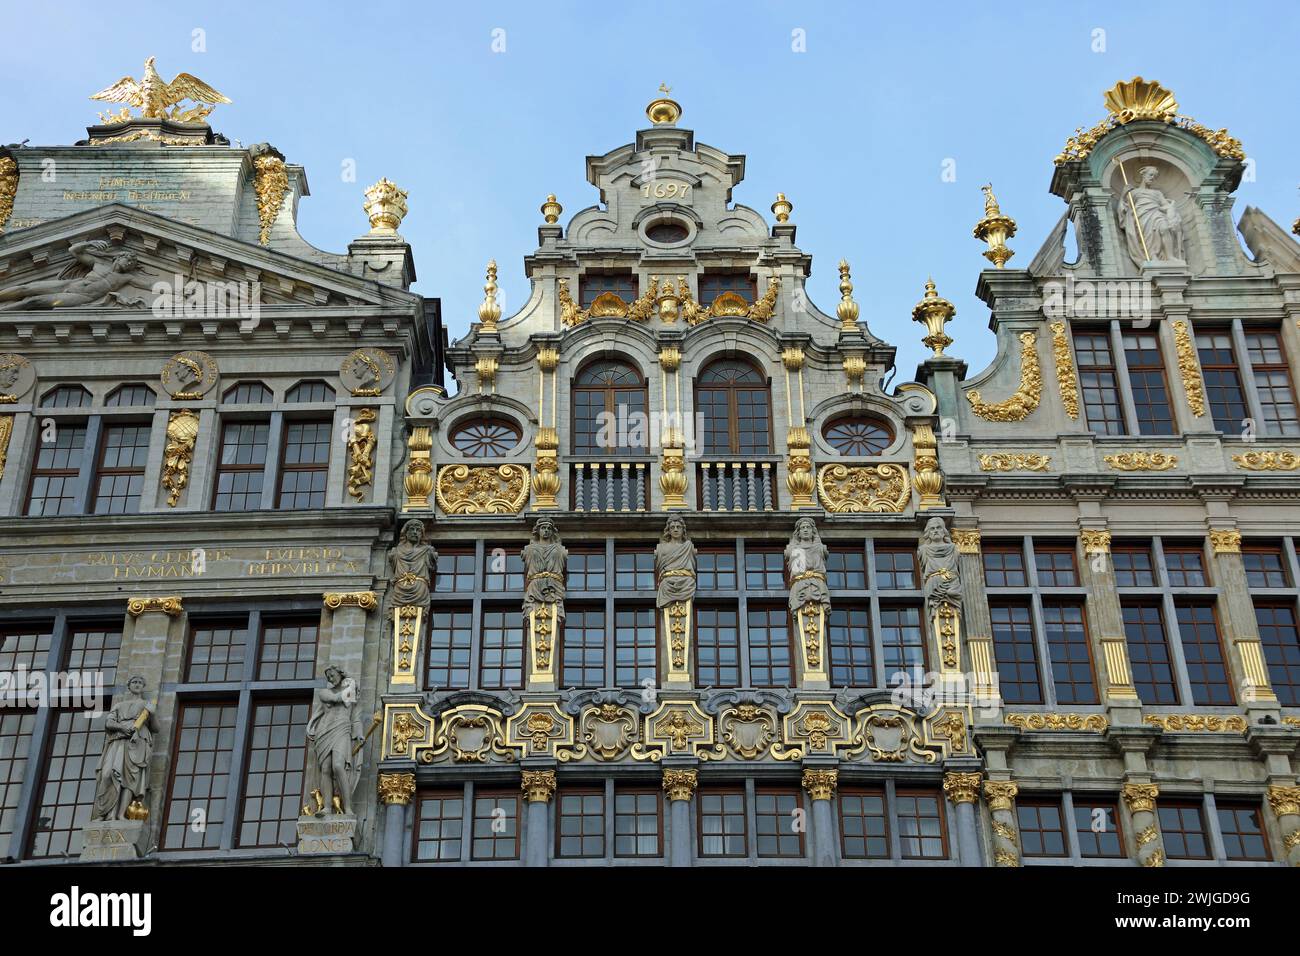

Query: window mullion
left=1109, top=321, right=1140, bottom=436
left=261, top=411, right=285, bottom=510
left=1231, top=320, right=1268, bottom=436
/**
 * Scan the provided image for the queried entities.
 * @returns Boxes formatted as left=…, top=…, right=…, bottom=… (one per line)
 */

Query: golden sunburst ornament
left=1103, top=77, right=1178, bottom=124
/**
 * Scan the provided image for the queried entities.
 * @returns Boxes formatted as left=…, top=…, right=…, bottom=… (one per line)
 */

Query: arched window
left=450, top=417, right=521, bottom=457
left=223, top=381, right=273, bottom=404
left=696, top=358, right=771, bottom=455
left=286, top=380, right=335, bottom=403
left=572, top=359, right=647, bottom=455
left=40, top=385, right=92, bottom=409
left=823, top=416, right=893, bottom=455
left=105, top=383, right=156, bottom=407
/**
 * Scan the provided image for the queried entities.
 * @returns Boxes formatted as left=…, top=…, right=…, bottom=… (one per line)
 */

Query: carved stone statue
left=785, top=517, right=830, bottom=613
left=919, top=516, right=963, bottom=616
left=655, top=515, right=697, bottom=608
left=303, top=665, right=365, bottom=817
left=388, top=518, right=434, bottom=609
left=1116, top=166, right=1185, bottom=265
left=0, top=240, right=151, bottom=311
left=522, top=517, right=567, bottom=620
left=90, top=675, right=157, bottom=822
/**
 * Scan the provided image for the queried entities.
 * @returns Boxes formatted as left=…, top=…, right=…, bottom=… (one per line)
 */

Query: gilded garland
left=1171, top=321, right=1206, bottom=417
left=435, top=463, right=530, bottom=515
left=966, top=331, right=1041, bottom=422
left=253, top=149, right=289, bottom=246
left=816, top=463, right=910, bottom=513
left=1049, top=322, right=1079, bottom=419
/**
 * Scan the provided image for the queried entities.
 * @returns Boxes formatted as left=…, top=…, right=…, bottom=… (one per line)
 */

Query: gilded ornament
left=403, top=427, right=434, bottom=509
left=748, top=276, right=780, bottom=322
left=842, top=353, right=866, bottom=389
left=966, top=331, right=1041, bottom=422
left=816, top=463, right=911, bottom=513
left=979, top=453, right=1051, bottom=472
left=435, top=463, right=530, bottom=515
left=781, top=346, right=805, bottom=372
left=932, top=711, right=967, bottom=753
left=477, top=260, right=502, bottom=333
left=943, top=771, right=981, bottom=804
left=158, top=409, right=199, bottom=507
left=0, top=354, right=33, bottom=403
left=540, top=193, right=562, bottom=224
left=363, top=177, right=409, bottom=235
left=658, top=346, right=681, bottom=372
left=1267, top=786, right=1300, bottom=818
left=339, top=347, right=396, bottom=396
left=388, top=711, right=428, bottom=758
left=951, top=529, right=981, bottom=554
left=1049, top=322, right=1080, bottom=419
left=802, top=768, right=839, bottom=801
left=1103, top=451, right=1177, bottom=471
left=537, top=347, right=560, bottom=372
left=771, top=193, right=792, bottom=223
left=126, top=596, right=183, bottom=617
left=475, top=355, right=498, bottom=391
left=322, top=591, right=378, bottom=612
left=983, top=780, right=1019, bottom=812
left=662, top=768, right=698, bottom=801
left=659, top=444, right=688, bottom=510
left=1122, top=782, right=1159, bottom=814
left=1005, top=713, right=1109, bottom=732
left=1209, top=528, right=1241, bottom=554
left=972, top=184, right=1017, bottom=268
left=1142, top=849, right=1166, bottom=868
left=90, top=56, right=230, bottom=123
left=0, top=155, right=17, bottom=232
left=911, top=422, right=944, bottom=509
left=1136, top=824, right=1159, bottom=848
left=1143, top=714, right=1247, bottom=733
left=252, top=149, right=288, bottom=246
left=1232, top=450, right=1300, bottom=471
left=719, top=704, right=786, bottom=760
left=785, top=426, right=815, bottom=511
left=1081, top=529, right=1111, bottom=555
left=1170, top=321, right=1206, bottom=417
left=345, top=408, right=377, bottom=501
left=161, top=350, right=218, bottom=400
left=521, top=769, right=557, bottom=803
left=993, top=848, right=1021, bottom=867
left=0, top=414, right=11, bottom=483
left=532, top=426, right=561, bottom=509
left=911, top=278, right=955, bottom=356
left=377, top=772, right=416, bottom=806
left=992, top=821, right=1019, bottom=846
left=836, top=260, right=861, bottom=333
left=646, top=84, right=682, bottom=125
left=557, top=278, right=586, bottom=327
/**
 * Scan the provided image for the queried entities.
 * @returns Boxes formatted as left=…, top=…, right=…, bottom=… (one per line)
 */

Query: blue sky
left=3, top=0, right=1297, bottom=379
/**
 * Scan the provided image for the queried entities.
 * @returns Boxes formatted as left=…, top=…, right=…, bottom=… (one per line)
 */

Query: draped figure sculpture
left=656, top=516, right=697, bottom=682
left=303, top=665, right=365, bottom=817
left=1116, top=165, right=1185, bottom=265
left=522, top=517, right=567, bottom=684
left=90, top=675, right=157, bottom=822
left=387, top=518, right=434, bottom=683
left=919, top=516, right=963, bottom=671
left=785, top=517, right=831, bottom=678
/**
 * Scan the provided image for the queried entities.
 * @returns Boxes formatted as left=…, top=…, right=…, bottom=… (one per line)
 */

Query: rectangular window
left=744, top=549, right=784, bottom=590
left=874, top=547, right=917, bottom=589
left=579, top=271, right=638, bottom=309
left=1175, top=604, right=1233, bottom=705
left=983, top=547, right=1028, bottom=587
left=471, top=790, right=520, bottom=860
left=1122, top=331, right=1175, bottom=434
left=991, top=602, right=1043, bottom=704
left=1035, top=547, right=1078, bottom=587
left=839, top=787, right=889, bottom=859
left=1073, top=799, right=1124, bottom=858
left=879, top=605, right=927, bottom=679
left=1245, top=329, right=1300, bottom=436
left=27, top=423, right=87, bottom=515
left=827, top=548, right=868, bottom=589
left=1196, top=331, right=1248, bottom=433
left=746, top=606, right=793, bottom=687
left=426, top=607, right=472, bottom=690
left=1158, top=801, right=1211, bottom=860
left=213, top=420, right=269, bottom=511
left=67, top=626, right=122, bottom=686
left=1112, top=546, right=1156, bottom=587
left=556, top=788, right=604, bottom=859
left=755, top=788, right=804, bottom=858
left=1042, top=602, right=1097, bottom=705
left=1017, top=798, right=1068, bottom=857
left=561, top=606, right=605, bottom=688
left=1217, top=801, right=1271, bottom=862
left=614, top=788, right=662, bottom=858
left=698, top=271, right=756, bottom=306
left=28, top=710, right=103, bottom=858
left=613, top=606, right=657, bottom=688
left=828, top=606, right=874, bottom=687
left=0, top=711, right=36, bottom=848
left=1165, top=547, right=1208, bottom=587
left=484, top=548, right=525, bottom=591
left=0, top=625, right=53, bottom=672
left=1255, top=603, right=1300, bottom=706
left=1075, top=330, right=1126, bottom=435
left=237, top=699, right=309, bottom=848
left=1123, top=603, right=1179, bottom=704
left=186, top=621, right=248, bottom=683
left=567, top=549, right=606, bottom=592
left=697, top=550, right=737, bottom=591
left=161, top=702, right=238, bottom=851
left=1243, top=545, right=1289, bottom=588
left=435, top=550, right=476, bottom=592
left=414, top=790, right=464, bottom=862
left=697, top=787, right=747, bottom=858
left=91, top=423, right=150, bottom=514
left=695, top=606, right=740, bottom=687
left=277, top=420, right=330, bottom=509
left=896, top=789, right=947, bottom=859
left=480, top=608, right=525, bottom=689
left=257, top=618, right=318, bottom=681
left=614, top=548, right=655, bottom=591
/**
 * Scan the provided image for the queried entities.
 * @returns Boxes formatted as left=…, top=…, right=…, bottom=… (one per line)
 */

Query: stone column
left=377, top=772, right=415, bottom=868
left=1266, top=785, right=1300, bottom=867
left=1207, top=528, right=1280, bottom=718
left=1077, top=530, right=1142, bottom=718
left=521, top=769, right=555, bottom=867
left=983, top=780, right=1021, bottom=867
left=662, top=767, right=697, bottom=867
left=1122, top=782, right=1165, bottom=868
left=801, top=767, right=839, bottom=866
left=943, top=770, right=984, bottom=866
left=323, top=591, right=378, bottom=680
left=952, top=530, right=997, bottom=712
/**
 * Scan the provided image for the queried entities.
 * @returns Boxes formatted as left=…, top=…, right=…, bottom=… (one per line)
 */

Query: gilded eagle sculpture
left=90, top=56, right=231, bottom=124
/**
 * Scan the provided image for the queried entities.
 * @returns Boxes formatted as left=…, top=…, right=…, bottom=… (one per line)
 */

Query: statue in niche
left=656, top=515, right=697, bottom=608
left=388, top=518, right=434, bottom=610
left=522, top=516, right=567, bottom=621
left=785, top=517, right=830, bottom=614
left=919, top=516, right=963, bottom=616
left=0, top=240, right=151, bottom=311
left=1116, top=165, right=1185, bottom=265
left=303, top=665, right=365, bottom=817
left=90, top=675, right=157, bottom=822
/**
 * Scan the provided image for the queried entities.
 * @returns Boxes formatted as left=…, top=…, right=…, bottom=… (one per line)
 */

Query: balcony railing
left=696, top=459, right=777, bottom=512
left=570, top=461, right=650, bottom=512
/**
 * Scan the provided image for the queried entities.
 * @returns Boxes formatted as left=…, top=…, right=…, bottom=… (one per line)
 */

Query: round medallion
left=160, top=350, right=219, bottom=400
left=0, top=353, right=36, bottom=403
left=340, top=347, right=396, bottom=396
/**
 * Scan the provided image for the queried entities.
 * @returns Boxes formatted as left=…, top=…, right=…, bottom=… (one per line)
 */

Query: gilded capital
left=537, top=347, right=560, bottom=372
left=1080, top=529, right=1111, bottom=556
left=377, top=772, right=416, bottom=806
left=662, top=768, right=699, bottom=802
left=951, top=529, right=982, bottom=554
left=983, top=780, right=1019, bottom=812
left=801, top=768, right=839, bottom=801
left=1122, top=782, right=1160, bottom=814
left=127, top=595, right=183, bottom=618
left=1267, top=785, right=1300, bottom=818
left=943, top=771, right=982, bottom=805
left=521, top=769, right=557, bottom=803
left=1209, top=528, right=1242, bottom=554
left=658, top=346, right=682, bottom=372
left=323, top=591, right=378, bottom=612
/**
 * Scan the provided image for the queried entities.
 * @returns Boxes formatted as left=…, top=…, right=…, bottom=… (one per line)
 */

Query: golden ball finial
left=912, top=277, right=956, bottom=357
left=647, top=84, right=682, bottom=125
left=540, top=194, right=562, bottom=224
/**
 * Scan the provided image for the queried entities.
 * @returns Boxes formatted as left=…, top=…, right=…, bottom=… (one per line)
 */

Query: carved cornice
left=377, top=772, right=416, bottom=806
left=126, top=595, right=183, bottom=617
left=323, top=591, right=378, bottom=612
left=943, top=771, right=982, bottom=805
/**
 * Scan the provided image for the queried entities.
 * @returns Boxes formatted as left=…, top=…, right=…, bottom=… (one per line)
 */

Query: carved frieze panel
left=504, top=701, right=574, bottom=757
left=644, top=700, right=724, bottom=759
left=381, top=701, right=436, bottom=761
left=816, top=463, right=910, bottom=513
left=422, top=704, right=514, bottom=765
left=845, top=704, right=942, bottom=764
left=780, top=700, right=854, bottom=758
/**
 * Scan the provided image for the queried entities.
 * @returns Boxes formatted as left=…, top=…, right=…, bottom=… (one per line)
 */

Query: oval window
left=450, top=418, right=521, bottom=457
left=645, top=220, right=689, bottom=244
left=823, top=416, right=893, bottom=455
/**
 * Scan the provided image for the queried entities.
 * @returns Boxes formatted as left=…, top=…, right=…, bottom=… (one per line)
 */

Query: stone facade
left=2, top=78, right=1298, bottom=868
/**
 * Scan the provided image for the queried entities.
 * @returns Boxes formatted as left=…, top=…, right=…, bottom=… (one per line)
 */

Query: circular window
left=450, top=418, right=521, bottom=457
left=823, top=416, right=893, bottom=455
left=645, top=220, right=689, bottom=244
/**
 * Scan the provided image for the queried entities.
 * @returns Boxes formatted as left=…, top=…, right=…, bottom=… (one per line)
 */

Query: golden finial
left=771, top=193, right=793, bottom=223
left=912, top=277, right=956, bottom=357
left=973, top=183, right=1017, bottom=268
left=540, top=194, right=562, bottom=224
left=364, top=178, right=409, bottom=235
left=1103, top=77, right=1178, bottom=125
left=89, top=56, right=231, bottom=124
left=836, top=259, right=860, bottom=333
left=478, top=260, right=501, bottom=333
left=646, top=85, right=682, bottom=125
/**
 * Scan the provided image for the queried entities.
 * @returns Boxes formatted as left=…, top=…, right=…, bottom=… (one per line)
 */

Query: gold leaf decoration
left=0, top=156, right=17, bottom=232
left=160, top=409, right=199, bottom=506
left=253, top=153, right=288, bottom=246
left=1050, top=322, right=1079, bottom=418
left=435, top=463, right=530, bottom=515
left=1143, top=714, right=1247, bottom=733
left=1103, top=451, right=1177, bottom=471
left=979, top=453, right=1051, bottom=472
left=966, top=331, right=1041, bottom=422
left=1171, top=321, right=1206, bottom=417
left=1005, top=713, right=1109, bottom=733
left=816, top=463, right=910, bottom=514
left=1232, top=451, right=1300, bottom=471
